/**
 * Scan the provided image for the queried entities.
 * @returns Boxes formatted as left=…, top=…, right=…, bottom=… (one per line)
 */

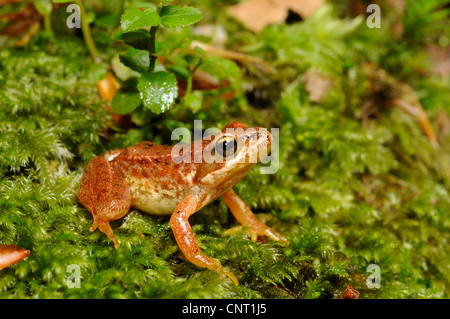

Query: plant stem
left=148, top=25, right=159, bottom=72
left=186, top=60, right=202, bottom=95
left=75, top=0, right=99, bottom=62
left=43, top=14, right=52, bottom=33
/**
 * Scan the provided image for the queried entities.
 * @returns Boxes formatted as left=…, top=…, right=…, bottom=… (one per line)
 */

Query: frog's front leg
left=222, top=189, right=289, bottom=244
left=169, top=194, right=239, bottom=285
left=77, top=156, right=132, bottom=249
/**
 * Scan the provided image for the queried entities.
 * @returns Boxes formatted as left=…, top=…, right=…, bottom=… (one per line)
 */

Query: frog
left=77, top=121, right=288, bottom=285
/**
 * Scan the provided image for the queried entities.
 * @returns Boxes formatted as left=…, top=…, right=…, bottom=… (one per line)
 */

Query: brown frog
left=77, top=122, right=288, bottom=285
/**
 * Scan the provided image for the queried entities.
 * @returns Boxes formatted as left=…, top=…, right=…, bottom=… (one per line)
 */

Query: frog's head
left=197, top=122, right=272, bottom=188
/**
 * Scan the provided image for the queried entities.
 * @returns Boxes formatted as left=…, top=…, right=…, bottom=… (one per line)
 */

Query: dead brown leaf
left=96, top=72, right=133, bottom=129
left=427, top=46, right=450, bottom=76
left=14, top=21, right=40, bottom=46
left=0, top=245, right=30, bottom=270
left=391, top=96, right=439, bottom=148
left=97, top=72, right=120, bottom=102
left=362, top=64, right=439, bottom=148
left=226, top=0, right=324, bottom=33
left=177, top=68, right=221, bottom=97
left=333, top=285, right=360, bottom=299
left=227, top=0, right=286, bottom=34
left=0, top=3, right=42, bottom=36
left=303, top=69, right=334, bottom=103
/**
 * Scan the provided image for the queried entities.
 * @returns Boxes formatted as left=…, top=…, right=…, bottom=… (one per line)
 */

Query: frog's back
left=108, top=141, right=197, bottom=215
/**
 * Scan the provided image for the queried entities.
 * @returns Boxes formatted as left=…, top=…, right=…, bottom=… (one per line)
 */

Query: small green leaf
left=111, top=28, right=151, bottom=50
left=119, top=48, right=149, bottom=74
left=183, top=91, right=203, bottom=113
left=52, top=0, right=71, bottom=2
left=120, top=7, right=161, bottom=32
left=166, top=56, right=191, bottom=80
left=112, top=90, right=142, bottom=115
left=200, top=57, right=241, bottom=82
left=159, top=5, right=202, bottom=28
left=129, top=2, right=157, bottom=10
left=86, top=11, right=96, bottom=24
left=167, top=64, right=190, bottom=80
left=33, top=0, right=52, bottom=16
left=137, top=71, right=178, bottom=114
left=112, top=28, right=148, bottom=41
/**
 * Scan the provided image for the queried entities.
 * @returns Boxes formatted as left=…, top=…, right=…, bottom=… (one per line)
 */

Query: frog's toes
left=89, top=222, right=97, bottom=232
left=89, top=217, right=98, bottom=232
left=222, top=225, right=258, bottom=242
left=223, top=268, right=239, bottom=286
left=260, top=226, right=290, bottom=245
left=213, top=264, right=239, bottom=286
left=223, top=225, right=289, bottom=245
left=97, top=219, right=120, bottom=249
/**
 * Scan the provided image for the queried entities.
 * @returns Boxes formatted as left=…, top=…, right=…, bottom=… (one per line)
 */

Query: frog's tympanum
left=78, top=122, right=288, bottom=284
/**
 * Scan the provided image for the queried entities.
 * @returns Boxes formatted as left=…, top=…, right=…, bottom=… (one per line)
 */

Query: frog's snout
left=221, top=124, right=273, bottom=164
left=256, top=127, right=272, bottom=147
left=261, top=128, right=273, bottom=149
left=251, top=127, right=272, bottom=162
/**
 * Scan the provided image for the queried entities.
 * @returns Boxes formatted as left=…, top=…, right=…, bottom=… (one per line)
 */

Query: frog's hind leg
left=77, top=156, right=132, bottom=249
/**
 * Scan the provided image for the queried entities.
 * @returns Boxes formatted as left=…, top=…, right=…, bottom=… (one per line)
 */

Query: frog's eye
left=215, top=135, right=238, bottom=159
